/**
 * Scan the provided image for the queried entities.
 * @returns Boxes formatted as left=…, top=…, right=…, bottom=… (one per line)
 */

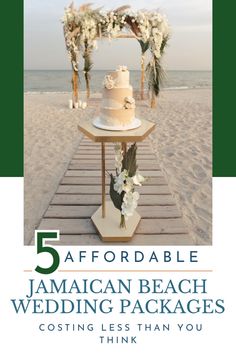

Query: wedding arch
left=62, top=3, right=170, bottom=108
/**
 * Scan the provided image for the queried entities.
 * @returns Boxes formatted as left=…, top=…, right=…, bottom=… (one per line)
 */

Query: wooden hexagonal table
left=78, top=117, right=155, bottom=242
left=92, top=201, right=141, bottom=242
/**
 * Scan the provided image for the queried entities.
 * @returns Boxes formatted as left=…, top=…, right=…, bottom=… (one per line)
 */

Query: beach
left=24, top=88, right=212, bottom=245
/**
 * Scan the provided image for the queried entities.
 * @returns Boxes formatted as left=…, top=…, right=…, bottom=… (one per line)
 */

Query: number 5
left=35, top=231, right=60, bottom=274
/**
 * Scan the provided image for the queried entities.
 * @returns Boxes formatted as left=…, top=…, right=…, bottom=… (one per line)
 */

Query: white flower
left=115, top=157, right=123, bottom=173
left=114, top=146, right=123, bottom=173
left=159, top=18, right=170, bottom=38
left=152, top=27, right=160, bottom=35
left=121, top=191, right=140, bottom=219
left=122, top=177, right=134, bottom=193
left=133, top=172, right=145, bottom=186
left=117, top=65, right=128, bottom=72
left=124, top=96, right=135, bottom=109
left=103, top=75, right=115, bottom=89
left=114, top=170, right=128, bottom=194
left=132, top=191, right=140, bottom=201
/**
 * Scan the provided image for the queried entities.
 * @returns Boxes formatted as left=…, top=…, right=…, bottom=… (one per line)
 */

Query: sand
left=24, top=89, right=212, bottom=245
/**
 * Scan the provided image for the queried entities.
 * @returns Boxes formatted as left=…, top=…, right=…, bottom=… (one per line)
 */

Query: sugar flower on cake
left=103, top=75, right=115, bottom=89
left=117, top=65, right=128, bottom=72
left=124, top=96, right=136, bottom=109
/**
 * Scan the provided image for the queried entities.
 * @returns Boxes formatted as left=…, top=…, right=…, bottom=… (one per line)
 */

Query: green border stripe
left=213, top=1, right=236, bottom=176
left=0, top=0, right=23, bottom=177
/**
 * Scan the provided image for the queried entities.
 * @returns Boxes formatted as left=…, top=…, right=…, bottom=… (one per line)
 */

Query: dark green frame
left=0, top=1, right=23, bottom=177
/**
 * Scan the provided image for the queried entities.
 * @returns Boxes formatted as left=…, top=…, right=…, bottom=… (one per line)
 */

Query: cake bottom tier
left=100, top=107, right=135, bottom=126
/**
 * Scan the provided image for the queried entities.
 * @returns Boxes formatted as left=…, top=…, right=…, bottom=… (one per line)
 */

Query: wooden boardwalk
left=36, top=136, right=193, bottom=245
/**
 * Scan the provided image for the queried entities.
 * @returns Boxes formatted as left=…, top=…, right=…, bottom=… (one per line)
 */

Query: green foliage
left=138, top=40, right=149, bottom=54
left=146, top=57, right=165, bottom=96
left=83, top=41, right=93, bottom=79
left=109, top=174, right=124, bottom=211
left=160, top=35, right=169, bottom=55
left=122, top=143, right=138, bottom=177
left=109, top=144, right=138, bottom=212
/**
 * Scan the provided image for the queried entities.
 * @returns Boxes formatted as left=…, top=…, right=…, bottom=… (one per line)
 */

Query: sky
left=24, top=0, right=212, bottom=70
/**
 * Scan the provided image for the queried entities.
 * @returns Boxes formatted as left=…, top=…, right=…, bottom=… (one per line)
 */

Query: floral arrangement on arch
left=109, top=143, right=145, bottom=228
left=62, top=3, right=170, bottom=107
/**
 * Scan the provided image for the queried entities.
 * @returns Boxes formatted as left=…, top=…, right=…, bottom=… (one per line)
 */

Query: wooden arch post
left=151, top=92, right=157, bottom=108
left=72, top=68, right=79, bottom=106
left=140, top=52, right=145, bottom=100
left=68, top=33, right=156, bottom=108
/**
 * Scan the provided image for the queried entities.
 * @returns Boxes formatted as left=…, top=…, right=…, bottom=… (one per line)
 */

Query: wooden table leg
left=101, top=142, right=106, bottom=218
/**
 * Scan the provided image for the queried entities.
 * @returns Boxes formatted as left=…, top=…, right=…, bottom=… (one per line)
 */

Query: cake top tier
left=103, top=66, right=130, bottom=90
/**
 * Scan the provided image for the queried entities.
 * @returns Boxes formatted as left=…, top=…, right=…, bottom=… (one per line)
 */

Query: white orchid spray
left=114, top=143, right=123, bottom=174
left=110, top=143, right=145, bottom=228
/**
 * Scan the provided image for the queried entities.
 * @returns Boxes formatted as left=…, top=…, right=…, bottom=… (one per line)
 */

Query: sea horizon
left=24, top=69, right=212, bottom=93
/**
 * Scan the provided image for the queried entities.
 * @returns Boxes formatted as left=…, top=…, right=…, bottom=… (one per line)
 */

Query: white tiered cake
left=93, top=66, right=141, bottom=131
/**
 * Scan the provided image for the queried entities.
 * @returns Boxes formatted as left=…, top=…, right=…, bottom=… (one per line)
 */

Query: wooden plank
left=79, top=139, right=150, bottom=145
left=36, top=133, right=190, bottom=245
left=45, top=205, right=98, bottom=218
left=77, top=144, right=152, bottom=149
left=68, top=162, right=161, bottom=170
left=51, top=194, right=175, bottom=206
left=65, top=170, right=163, bottom=177
left=76, top=146, right=152, bottom=152
left=79, top=142, right=151, bottom=147
left=138, top=205, right=182, bottom=218
left=45, top=205, right=181, bottom=219
left=61, top=176, right=167, bottom=185
left=79, top=140, right=150, bottom=148
left=71, top=158, right=156, bottom=164
left=38, top=218, right=96, bottom=234
left=38, top=218, right=188, bottom=235
left=75, top=149, right=153, bottom=155
left=56, top=184, right=170, bottom=195
left=43, top=233, right=194, bottom=246
left=137, top=219, right=188, bottom=234
left=72, top=154, right=157, bottom=160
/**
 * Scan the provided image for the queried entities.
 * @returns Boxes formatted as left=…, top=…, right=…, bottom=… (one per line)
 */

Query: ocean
left=24, top=70, right=212, bottom=93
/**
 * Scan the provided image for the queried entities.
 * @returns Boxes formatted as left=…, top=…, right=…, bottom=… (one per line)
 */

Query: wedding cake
left=93, top=66, right=141, bottom=131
